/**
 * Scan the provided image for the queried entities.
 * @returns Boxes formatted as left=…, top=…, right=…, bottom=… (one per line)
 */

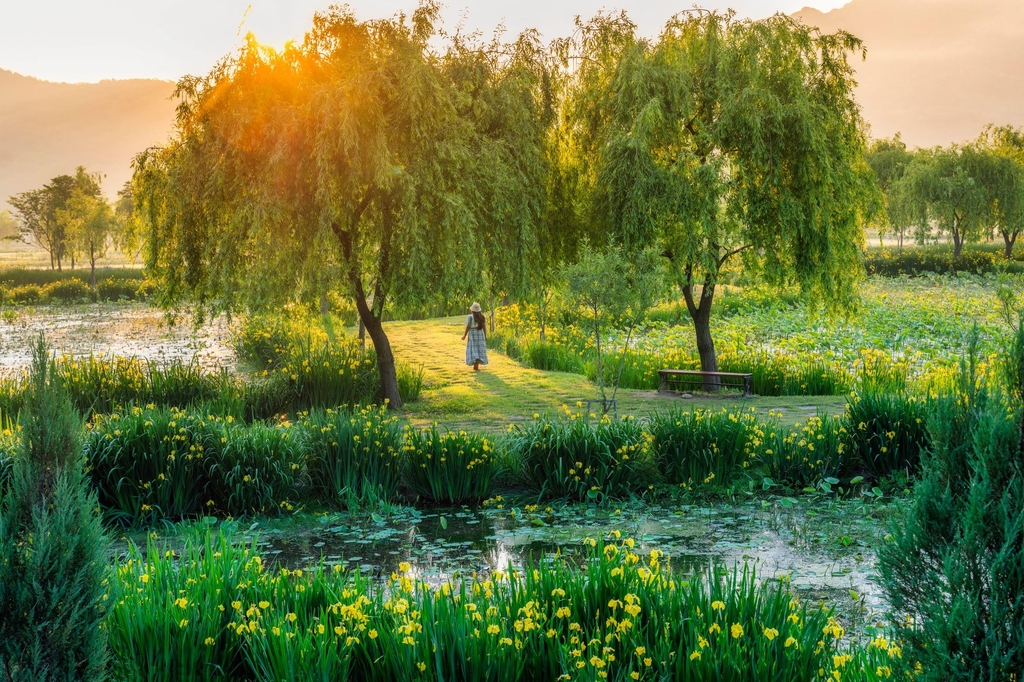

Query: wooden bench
left=658, top=370, right=754, bottom=396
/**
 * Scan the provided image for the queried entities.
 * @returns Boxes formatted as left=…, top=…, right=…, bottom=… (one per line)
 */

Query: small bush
left=302, top=405, right=405, bottom=508
left=649, top=408, right=762, bottom=487
left=879, top=338, right=1024, bottom=679
left=755, top=413, right=850, bottom=488
left=405, top=426, right=494, bottom=503
left=846, top=389, right=930, bottom=479
left=52, top=354, right=224, bottom=415
left=106, top=533, right=257, bottom=679
left=508, top=412, right=652, bottom=500
left=8, top=283, right=42, bottom=304
left=397, top=362, right=425, bottom=403
left=97, top=277, right=144, bottom=301
left=0, top=336, right=109, bottom=678
left=0, top=266, right=143, bottom=288
left=864, top=248, right=997, bottom=277
left=42, top=277, right=95, bottom=303
left=523, top=339, right=584, bottom=373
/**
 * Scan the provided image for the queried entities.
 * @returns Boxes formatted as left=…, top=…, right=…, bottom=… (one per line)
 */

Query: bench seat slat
left=657, top=370, right=752, bottom=378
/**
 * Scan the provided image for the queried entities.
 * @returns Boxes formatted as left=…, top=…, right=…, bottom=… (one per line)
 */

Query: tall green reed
left=301, top=405, right=405, bottom=508
left=507, top=411, right=652, bottom=501
left=404, top=426, right=494, bottom=504
left=648, top=408, right=763, bottom=487
left=110, top=531, right=904, bottom=682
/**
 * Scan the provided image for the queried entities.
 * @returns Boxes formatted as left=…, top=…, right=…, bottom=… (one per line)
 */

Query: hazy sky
left=1, top=1, right=850, bottom=83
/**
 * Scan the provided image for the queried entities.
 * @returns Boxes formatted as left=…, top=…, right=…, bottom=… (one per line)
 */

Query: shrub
left=864, top=248, right=997, bottom=277
left=523, top=339, right=585, bottom=373
left=755, top=413, right=850, bottom=488
left=0, top=336, right=108, bottom=679
left=42, top=277, right=95, bottom=303
left=508, top=412, right=652, bottom=500
left=845, top=389, right=930, bottom=479
left=0, top=266, right=143, bottom=288
left=405, top=426, right=494, bottom=503
left=649, top=408, right=762, bottom=487
left=203, top=419, right=305, bottom=516
left=97, top=277, right=144, bottom=301
left=8, top=283, right=42, bottom=304
left=878, top=331, right=1024, bottom=680
left=110, top=531, right=901, bottom=682
left=301, top=405, right=405, bottom=508
left=397, top=362, right=425, bottom=403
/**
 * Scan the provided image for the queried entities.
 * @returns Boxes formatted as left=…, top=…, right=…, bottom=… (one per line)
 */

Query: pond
left=230, top=497, right=892, bottom=622
left=0, top=303, right=234, bottom=375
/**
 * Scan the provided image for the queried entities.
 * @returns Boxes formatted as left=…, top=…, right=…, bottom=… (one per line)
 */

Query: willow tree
left=557, top=10, right=875, bottom=377
left=133, top=3, right=550, bottom=406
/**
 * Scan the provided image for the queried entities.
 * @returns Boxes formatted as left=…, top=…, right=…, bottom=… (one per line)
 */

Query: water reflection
left=256, top=500, right=888, bottom=619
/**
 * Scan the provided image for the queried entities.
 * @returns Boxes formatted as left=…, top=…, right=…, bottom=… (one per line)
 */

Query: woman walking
left=462, top=302, right=489, bottom=371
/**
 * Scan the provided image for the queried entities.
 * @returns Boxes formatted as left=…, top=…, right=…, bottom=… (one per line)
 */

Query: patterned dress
left=465, top=315, right=489, bottom=365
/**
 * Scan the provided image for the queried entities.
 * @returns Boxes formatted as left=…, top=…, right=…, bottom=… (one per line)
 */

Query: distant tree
left=976, top=125, right=1024, bottom=258
left=556, top=10, right=875, bottom=379
left=565, top=244, right=629, bottom=405
left=58, top=186, right=118, bottom=286
left=133, top=4, right=551, bottom=407
left=8, top=167, right=101, bottom=270
left=899, top=146, right=989, bottom=258
left=0, top=210, right=18, bottom=240
left=867, top=135, right=916, bottom=250
left=114, top=181, right=143, bottom=264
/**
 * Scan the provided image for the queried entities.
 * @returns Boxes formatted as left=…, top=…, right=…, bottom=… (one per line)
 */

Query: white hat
left=470, top=302, right=482, bottom=312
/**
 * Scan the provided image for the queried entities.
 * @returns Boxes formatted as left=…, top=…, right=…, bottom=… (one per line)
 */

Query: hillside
left=794, top=0, right=1024, bottom=147
left=1, top=0, right=1023, bottom=212
left=0, top=69, right=176, bottom=207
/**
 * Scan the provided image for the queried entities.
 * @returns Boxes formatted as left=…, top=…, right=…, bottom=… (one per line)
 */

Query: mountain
left=1, top=0, right=1023, bottom=210
left=0, top=69, right=176, bottom=208
left=794, top=0, right=1024, bottom=148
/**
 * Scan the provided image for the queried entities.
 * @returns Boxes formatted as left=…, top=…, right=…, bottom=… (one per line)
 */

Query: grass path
left=386, top=316, right=845, bottom=432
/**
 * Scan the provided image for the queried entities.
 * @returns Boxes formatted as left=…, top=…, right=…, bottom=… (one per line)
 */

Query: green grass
left=386, top=316, right=845, bottom=433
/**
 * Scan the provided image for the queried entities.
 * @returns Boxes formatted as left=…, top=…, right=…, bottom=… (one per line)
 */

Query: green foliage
left=864, top=249, right=998, bottom=277
left=0, top=267, right=143, bottom=288
left=7, top=283, right=42, bottom=304
left=557, top=10, right=873, bottom=374
left=301, top=406, right=405, bottom=508
left=85, top=406, right=306, bottom=524
left=508, top=412, right=652, bottom=501
left=52, top=354, right=225, bottom=415
left=134, top=6, right=552, bottom=407
left=84, top=407, right=209, bottom=525
left=106, top=532, right=257, bottom=680
left=109, top=531, right=901, bottom=682
left=846, top=390, right=930, bottom=479
left=0, top=336, right=108, bottom=680
left=648, top=408, right=762, bottom=487
left=756, top=414, right=850, bottom=489
left=404, top=426, right=494, bottom=504
left=41, top=278, right=95, bottom=303
left=204, top=420, right=304, bottom=516
left=878, top=361, right=1024, bottom=680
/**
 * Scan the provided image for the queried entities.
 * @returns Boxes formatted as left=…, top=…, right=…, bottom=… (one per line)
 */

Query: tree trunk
left=682, top=275, right=719, bottom=391
left=1004, top=231, right=1016, bottom=259
left=90, top=258, right=96, bottom=288
left=320, top=292, right=329, bottom=316
left=353, top=295, right=403, bottom=408
left=594, top=304, right=604, bottom=400
left=489, top=294, right=495, bottom=334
